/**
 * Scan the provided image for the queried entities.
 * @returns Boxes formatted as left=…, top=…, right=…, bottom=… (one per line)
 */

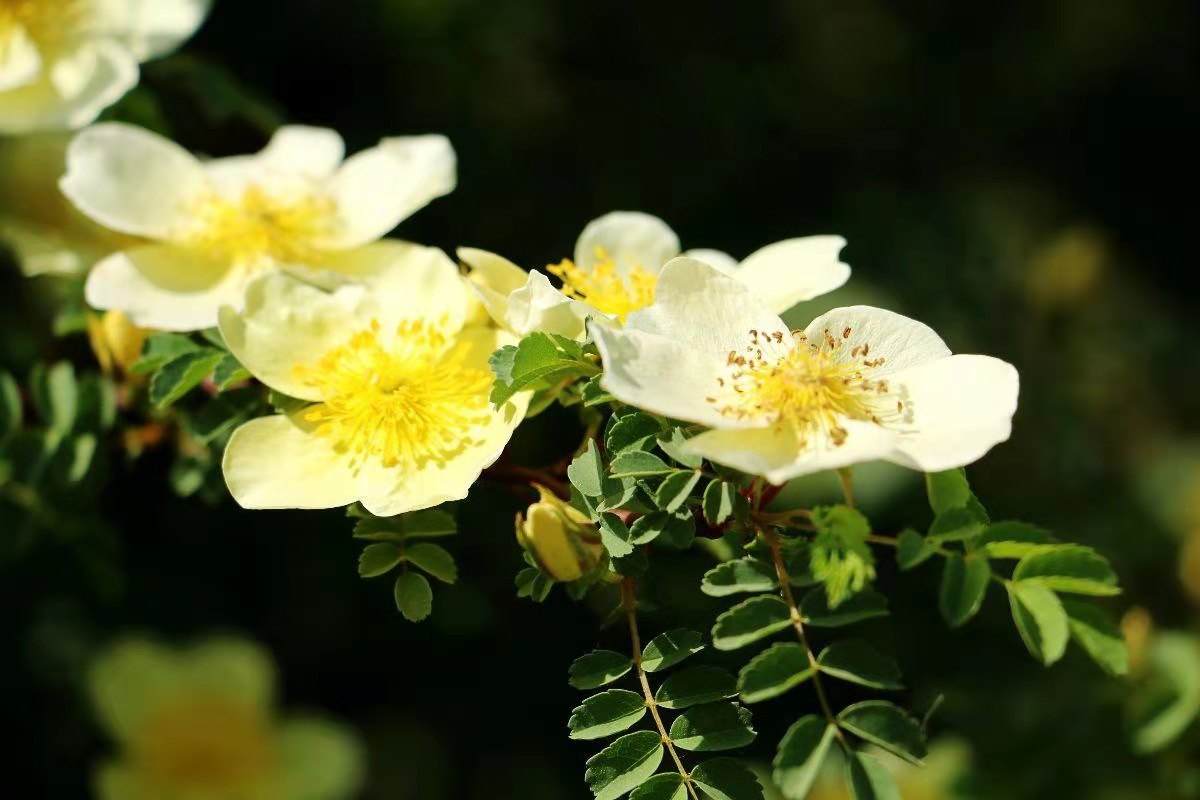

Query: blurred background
left=2, top=0, right=1198, bottom=797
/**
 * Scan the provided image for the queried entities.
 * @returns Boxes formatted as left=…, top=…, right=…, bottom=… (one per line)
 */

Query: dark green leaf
left=31, top=361, right=77, bottom=436
left=404, top=542, right=458, bottom=583
left=925, top=469, right=971, bottom=514
left=131, top=332, right=200, bottom=373
left=817, top=640, right=903, bottom=690
left=895, top=529, right=935, bottom=571
left=1007, top=581, right=1069, bottom=665
left=150, top=350, right=224, bottom=408
left=642, top=628, right=705, bottom=672
left=655, top=666, right=737, bottom=710
left=772, top=716, right=836, bottom=800
left=800, top=588, right=888, bottom=628
left=393, top=571, right=433, bottom=622
left=655, top=470, right=702, bottom=513
left=938, top=552, right=991, bottom=628
left=582, top=375, right=616, bottom=407
left=0, top=371, right=20, bottom=440
left=607, top=412, right=664, bottom=453
left=737, top=643, right=812, bottom=703
left=515, top=567, right=554, bottom=602
left=569, top=689, right=647, bottom=740
left=213, top=353, right=251, bottom=390
left=570, top=650, right=634, bottom=690
left=712, top=596, right=791, bottom=651
left=669, top=703, right=756, bottom=752
left=358, top=543, right=403, bottom=577
left=585, top=731, right=664, bottom=800
left=837, top=701, right=926, bottom=765
left=701, top=558, right=777, bottom=597
left=629, top=774, right=686, bottom=800
left=1062, top=600, right=1128, bottom=677
left=703, top=480, right=738, bottom=526
left=403, top=508, right=458, bottom=538
left=690, top=757, right=764, bottom=800
left=927, top=505, right=988, bottom=543
left=845, top=751, right=901, bottom=800
left=1012, top=545, right=1119, bottom=596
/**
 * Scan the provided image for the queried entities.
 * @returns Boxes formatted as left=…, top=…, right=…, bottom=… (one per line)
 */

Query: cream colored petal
left=277, top=717, right=366, bottom=800
left=0, top=25, right=41, bottom=92
left=61, top=122, right=205, bottom=237
left=222, top=413, right=362, bottom=510
left=219, top=271, right=368, bottom=400
left=458, top=246, right=529, bottom=295
left=684, top=420, right=900, bottom=484
left=255, top=125, right=345, bottom=179
left=89, top=639, right=184, bottom=742
left=0, top=40, right=138, bottom=134
left=681, top=247, right=738, bottom=275
left=500, top=269, right=596, bottom=339
left=85, top=245, right=243, bottom=331
left=886, top=354, right=1020, bottom=471
left=575, top=211, right=680, bottom=274
left=93, top=0, right=211, bottom=60
left=326, top=135, right=456, bottom=248
left=736, top=235, right=851, bottom=314
left=184, top=638, right=276, bottom=710
left=802, top=305, right=951, bottom=377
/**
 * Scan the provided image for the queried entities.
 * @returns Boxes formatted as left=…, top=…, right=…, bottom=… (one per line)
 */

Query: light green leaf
left=938, top=552, right=991, bottom=628
left=703, top=480, right=738, bottom=526
left=569, top=689, right=647, bottom=740
left=927, top=505, right=988, bottom=543
left=845, top=751, right=901, bottom=800
left=655, top=666, right=737, bottom=710
left=393, top=571, right=433, bottom=622
left=690, top=757, right=764, bottom=800
left=772, top=716, right=836, bottom=800
left=358, top=543, right=403, bottom=577
left=0, top=371, right=22, bottom=441
left=817, top=640, right=903, bottom=690
left=490, top=332, right=596, bottom=405
left=131, top=331, right=200, bottom=373
left=611, top=450, right=673, bottom=478
left=570, top=650, right=634, bottom=690
left=629, top=774, right=686, bottom=800
left=599, top=513, right=636, bottom=559
left=800, top=588, right=888, bottom=628
left=925, top=468, right=971, bottom=514
left=837, top=701, right=926, bottom=765
left=642, top=628, right=705, bottom=672
left=977, top=521, right=1054, bottom=559
left=669, top=703, right=756, bottom=752
left=657, top=428, right=703, bottom=468
left=712, top=596, right=791, bottom=651
left=569, top=439, right=606, bottom=498
left=582, top=375, right=616, bottom=407
left=585, top=730, right=664, bottom=800
left=895, top=529, right=934, bottom=571
left=1007, top=581, right=1069, bottom=665
left=1131, top=633, right=1200, bottom=753
left=150, top=350, right=224, bottom=408
left=404, top=542, right=458, bottom=584
left=1062, top=600, right=1128, bottom=677
left=607, top=412, right=664, bottom=454
left=737, top=643, right=812, bottom=703
left=31, top=361, right=77, bottom=436
left=701, top=558, right=778, bottom=597
left=1012, top=545, right=1119, bottom=596
left=655, top=470, right=702, bottom=513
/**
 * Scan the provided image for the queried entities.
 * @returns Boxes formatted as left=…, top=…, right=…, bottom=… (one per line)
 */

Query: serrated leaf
left=629, top=774, right=686, bottom=800
left=845, top=751, right=901, bottom=800
left=657, top=427, right=703, bottom=468
left=737, top=643, right=812, bottom=703
left=582, top=375, right=616, bottom=407
left=404, top=542, right=457, bottom=583
left=393, top=571, right=433, bottom=622
left=569, top=689, right=647, bottom=740
left=642, top=628, right=705, bottom=672
left=489, top=332, right=596, bottom=405
left=1012, top=545, right=1119, bottom=596
left=690, top=757, right=764, bottom=800
left=895, top=529, right=934, bottom=571
left=570, top=650, right=634, bottom=690
left=701, top=558, right=777, bottom=597
left=150, top=350, right=224, bottom=408
left=938, top=552, right=991, bottom=628
left=655, top=666, right=737, bottom=709
left=213, top=353, right=251, bottom=390
left=927, top=505, right=988, bottom=543
left=773, top=716, right=836, bottom=800
left=655, top=470, right=702, bottom=513
left=976, top=520, right=1054, bottom=559
left=800, top=588, right=888, bottom=628
left=712, top=596, right=791, bottom=651
left=817, top=640, right=903, bottom=690
left=599, top=513, right=636, bottom=559
left=837, top=701, right=926, bottom=765
left=611, top=450, right=673, bottom=478
left=1062, top=600, right=1128, bottom=677
left=405, top=508, right=458, bottom=538
left=1007, top=581, right=1069, bottom=665
left=703, top=481, right=738, bottom=526
left=669, top=702, right=756, bottom=752
left=607, top=412, right=664, bottom=453
left=585, top=730, right=664, bottom=800
left=358, top=543, right=403, bottom=577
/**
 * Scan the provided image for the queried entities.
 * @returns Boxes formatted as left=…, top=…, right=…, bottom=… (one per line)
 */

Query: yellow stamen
left=546, top=247, right=657, bottom=322
left=710, top=326, right=903, bottom=447
left=294, top=319, right=492, bottom=469
left=0, top=0, right=89, bottom=56
left=181, top=185, right=339, bottom=267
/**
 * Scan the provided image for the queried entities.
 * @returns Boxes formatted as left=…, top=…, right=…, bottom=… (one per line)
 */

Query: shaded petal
left=61, top=122, right=205, bottom=238
left=501, top=270, right=596, bottom=339
left=802, top=305, right=951, bottom=377
left=93, top=0, right=211, bottom=60
left=277, top=717, right=366, bottom=800
left=736, top=235, right=851, bottom=314
left=459, top=247, right=528, bottom=328
left=887, top=354, right=1020, bottom=471
left=0, top=40, right=138, bottom=134
left=682, top=247, right=738, bottom=275
left=575, top=211, right=680, bottom=274
left=184, top=638, right=276, bottom=710
left=255, top=125, right=345, bottom=179
left=0, top=25, right=41, bottom=92
left=89, top=639, right=183, bottom=742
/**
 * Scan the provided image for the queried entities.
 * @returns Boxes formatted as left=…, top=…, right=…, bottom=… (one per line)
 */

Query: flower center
left=0, top=0, right=89, bottom=56
left=547, top=247, right=657, bottom=322
left=294, top=319, right=493, bottom=468
left=131, top=694, right=274, bottom=790
left=181, top=185, right=339, bottom=267
left=708, top=326, right=905, bottom=447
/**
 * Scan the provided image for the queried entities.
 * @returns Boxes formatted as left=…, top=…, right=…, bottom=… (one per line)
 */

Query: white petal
left=886, top=354, right=1020, bottom=471
left=575, top=211, right=680, bottom=274
left=85, top=245, right=243, bottom=331
left=254, top=125, right=345, bottom=179
left=683, top=420, right=900, bottom=484
left=0, top=40, right=138, bottom=134
left=736, top=235, right=851, bottom=314
left=219, top=271, right=367, bottom=400
left=326, top=134, right=456, bottom=248
left=222, top=413, right=361, bottom=510
left=93, top=0, right=212, bottom=61
left=501, top=270, right=596, bottom=339
left=0, top=25, right=41, bottom=92
left=61, top=122, right=205, bottom=238
left=458, top=247, right=529, bottom=296
left=682, top=248, right=739, bottom=275
left=802, top=305, right=951, bottom=376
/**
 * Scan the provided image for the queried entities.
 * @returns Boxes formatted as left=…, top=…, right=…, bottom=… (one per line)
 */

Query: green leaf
left=569, top=689, right=647, bottom=740
left=199, top=327, right=228, bottom=350
left=358, top=543, right=403, bottom=577
left=569, top=439, right=607, bottom=498
left=268, top=389, right=309, bottom=415
left=490, top=332, right=596, bottom=405
left=657, top=428, right=703, bottom=468
left=599, top=513, right=636, bottom=559
left=31, top=361, right=77, bottom=436
left=976, top=521, right=1054, bottom=559
left=702, top=480, right=739, bottom=526
left=701, top=558, right=777, bottom=597
left=1007, top=581, right=1069, bottom=665
left=611, top=450, right=673, bottom=478
left=1011, top=545, right=1119, bottom=596
left=404, top=542, right=458, bottom=584
left=402, top=508, right=458, bottom=538
left=837, top=701, right=926, bottom=765
left=629, top=774, right=686, bottom=800
left=925, top=468, right=972, bottom=514
left=642, top=628, right=705, bottom=672
left=655, top=470, right=702, bottom=513
left=131, top=332, right=200, bottom=373
left=737, top=643, right=812, bottom=703
left=1062, top=600, right=1128, bottom=677
left=213, top=353, right=251, bottom=390
left=938, top=552, right=991, bottom=628
left=895, top=529, right=935, bottom=571
left=927, top=505, right=988, bottom=543
left=0, top=371, right=22, bottom=441
left=515, top=567, right=554, bottom=602
left=150, top=350, right=224, bottom=408
left=570, top=650, right=634, bottom=690
left=582, top=375, right=616, bottom=407
left=712, top=596, right=791, bottom=651
left=634, top=509, right=695, bottom=550
left=690, top=757, right=764, bottom=800
left=800, top=588, right=888, bottom=628
left=669, top=702, right=756, bottom=752
left=585, top=731, right=664, bottom=800
left=655, top=666, right=737, bottom=710
left=1131, top=633, right=1200, bottom=753
left=772, top=716, right=836, bottom=800
left=817, top=640, right=903, bottom=690
left=393, top=571, right=433, bottom=622
left=607, top=412, right=664, bottom=453
left=845, top=751, right=901, bottom=800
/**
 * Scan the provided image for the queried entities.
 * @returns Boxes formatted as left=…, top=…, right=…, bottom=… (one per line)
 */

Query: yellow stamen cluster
left=0, top=0, right=89, bottom=56
left=294, top=319, right=492, bottom=469
left=181, top=185, right=338, bottom=267
left=131, top=695, right=274, bottom=790
left=709, top=326, right=903, bottom=447
left=546, top=247, right=657, bottom=321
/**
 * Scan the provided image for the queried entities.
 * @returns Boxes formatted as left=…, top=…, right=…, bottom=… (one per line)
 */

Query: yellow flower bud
left=86, top=310, right=148, bottom=375
left=516, top=484, right=604, bottom=582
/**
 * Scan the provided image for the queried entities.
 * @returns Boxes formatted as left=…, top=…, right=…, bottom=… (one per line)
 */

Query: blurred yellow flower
left=87, top=310, right=147, bottom=375
left=516, top=484, right=604, bottom=581
left=1024, top=226, right=1107, bottom=311
left=89, top=636, right=363, bottom=800
left=0, top=0, right=209, bottom=133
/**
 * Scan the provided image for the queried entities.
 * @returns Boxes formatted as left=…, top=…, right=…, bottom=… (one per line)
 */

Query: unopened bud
left=516, top=484, right=603, bottom=582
